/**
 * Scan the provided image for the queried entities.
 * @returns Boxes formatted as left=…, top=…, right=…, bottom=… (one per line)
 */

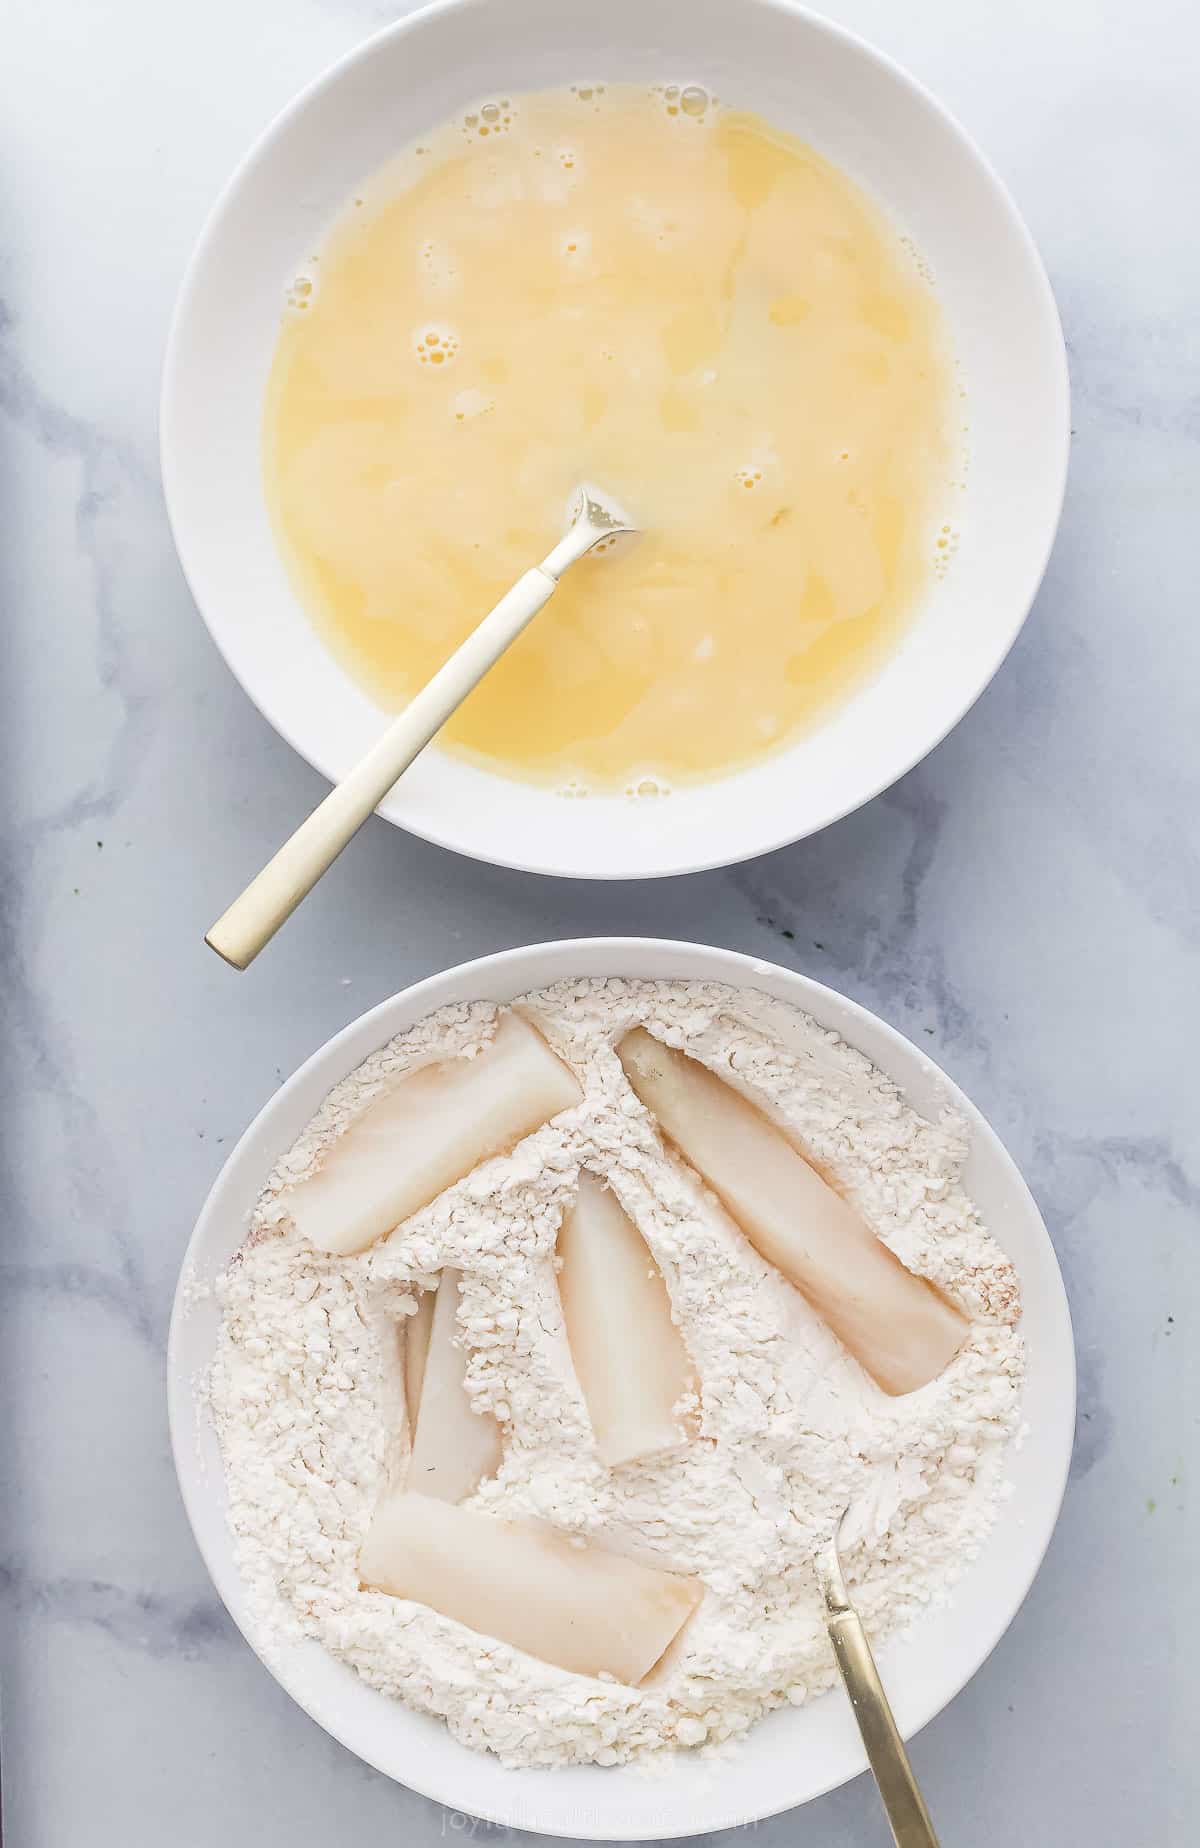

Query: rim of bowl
left=167, top=937, right=1076, bottom=1835
left=160, top=0, right=1071, bottom=882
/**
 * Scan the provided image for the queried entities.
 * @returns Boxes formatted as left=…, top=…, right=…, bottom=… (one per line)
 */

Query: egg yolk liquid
left=265, top=85, right=957, bottom=791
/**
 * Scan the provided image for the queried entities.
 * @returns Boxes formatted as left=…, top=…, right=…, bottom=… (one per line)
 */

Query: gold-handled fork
left=816, top=1515, right=941, bottom=1848
left=205, top=484, right=634, bottom=970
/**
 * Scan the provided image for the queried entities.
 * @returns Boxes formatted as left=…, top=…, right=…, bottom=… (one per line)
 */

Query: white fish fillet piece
left=557, top=1173, right=692, bottom=1467
left=618, top=1029, right=967, bottom=1395
left=285, top=1011, right=582, bottom=1255
left=359, top=1492, right=703, bottom=1683
left=406, top=1271, right=501, bottom=1503
left=403, top=1287, right=436, bottom=1424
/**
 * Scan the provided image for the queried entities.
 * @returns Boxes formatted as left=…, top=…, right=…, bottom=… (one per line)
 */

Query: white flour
left=209, top=978, right=1023, bottom=1768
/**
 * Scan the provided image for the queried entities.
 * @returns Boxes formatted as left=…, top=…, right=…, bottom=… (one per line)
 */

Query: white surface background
left=0, top=0, right=1193, bottom=1842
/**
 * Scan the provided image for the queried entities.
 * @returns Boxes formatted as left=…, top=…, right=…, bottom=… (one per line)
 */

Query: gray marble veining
left=1, top=0, right=1194, bottom=1841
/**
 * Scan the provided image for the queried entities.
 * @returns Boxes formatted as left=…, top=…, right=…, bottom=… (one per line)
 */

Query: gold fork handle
left=824, top=1605, right=941, bottom=1847
left=204, top=566, right=558, bottom=969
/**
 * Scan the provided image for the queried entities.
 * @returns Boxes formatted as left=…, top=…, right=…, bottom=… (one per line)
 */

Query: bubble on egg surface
left=463, top=99, right=515, bottom=139
left=414, top=324, right=461, bottom=367
left=285, top=274, right=315, bottom=312
left=419, top=238, right=458, bottom=290
left=899, top=232, right=937, bottom=287
left=626, top=775, right=672, bottom=799
left=629, top=194, right=692, bottom=250
left=452, top=387, right=494, bottom=421
left=932, top=520, right=961, bottom=579
left=736, top=466, right=764, bottom=490
left=654, top=81, right=712, bottom=121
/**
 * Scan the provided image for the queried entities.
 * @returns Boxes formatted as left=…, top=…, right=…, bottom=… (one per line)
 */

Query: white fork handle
left=206, top=566, right=558, bottom=969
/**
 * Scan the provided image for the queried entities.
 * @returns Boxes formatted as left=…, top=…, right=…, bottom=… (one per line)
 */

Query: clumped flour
left=209, top=979, right=1023, bottom=1768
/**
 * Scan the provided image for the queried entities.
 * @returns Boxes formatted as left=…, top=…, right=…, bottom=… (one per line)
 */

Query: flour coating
left=209, top=979, right=1023, bottom=1767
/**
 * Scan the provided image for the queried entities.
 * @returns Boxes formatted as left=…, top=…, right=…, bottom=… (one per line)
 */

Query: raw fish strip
left=403, top=1288, right=435, bottom=1424
left=286, top=1011, right=582, bottom=1255
left=360, top=1492, right=703, bottom=1684
left=557, top=1174, right=691, bottom=1466
left=406, top=1271, right=501, bottom=1503
left=618, top=1030, right=967, bottom=1395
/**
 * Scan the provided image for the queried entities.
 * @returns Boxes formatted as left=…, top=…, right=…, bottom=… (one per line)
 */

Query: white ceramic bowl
left=161, top=0, right=1068, bottom=881
left=168, top=938, right=1074, bottom=1837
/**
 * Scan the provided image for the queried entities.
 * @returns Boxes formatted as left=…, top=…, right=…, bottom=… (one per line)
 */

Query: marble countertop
left=1, top=0, right=1193, bottom=1840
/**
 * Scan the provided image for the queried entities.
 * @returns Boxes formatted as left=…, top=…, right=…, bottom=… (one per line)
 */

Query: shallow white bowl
left=161, top=0, right=1068, bottom=881
left=168, top=938, right=1074, bottom=1837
